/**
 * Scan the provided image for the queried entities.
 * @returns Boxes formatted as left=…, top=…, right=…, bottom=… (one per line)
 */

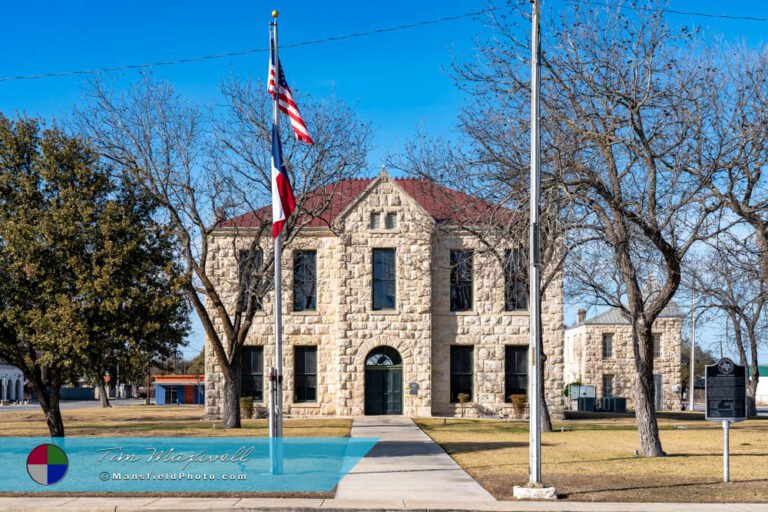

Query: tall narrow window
left=385, top=212, right=397, bottom=229
left=504, top=249, right=528, bottom=311
left=293, top=250, right=317, bottom=311
left=450, top=250, right=473, bottom=312
left=504, top=346, right=528, bottom=402
left=370, top=212, right=381, bottom=229
left=602, top=333, right=614, bottom=359
left=652, top=333, right=662, bottom=358
left=603, top=374, right=614, bottom=397
left=241, top=346, right=264, bottom=402
left=372, top=249, right=396, bottom=310
left=294, top=346, right=317, bottom=402
left=450, top=345, right=474, bottom=402
left=238, top=249, right=263, bottom=311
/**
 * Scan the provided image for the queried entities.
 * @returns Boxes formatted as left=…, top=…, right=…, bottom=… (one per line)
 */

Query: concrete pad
left=335, top=416, right=494, bottom=503
left=512, top=485, right=557, bottom=501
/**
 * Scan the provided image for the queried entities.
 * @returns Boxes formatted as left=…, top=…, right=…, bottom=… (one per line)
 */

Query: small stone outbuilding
left=564, top=304, right=684, bottom=411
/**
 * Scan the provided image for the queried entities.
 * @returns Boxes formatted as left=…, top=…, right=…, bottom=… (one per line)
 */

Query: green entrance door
left=364, top=347, right=403, bottom=415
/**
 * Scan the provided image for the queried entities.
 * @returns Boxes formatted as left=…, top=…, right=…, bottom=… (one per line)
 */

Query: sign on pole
left=705, top=357, right=747, bottom=483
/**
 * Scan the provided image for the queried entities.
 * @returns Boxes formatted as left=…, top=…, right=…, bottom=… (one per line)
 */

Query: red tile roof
left=218, top=177, right=517, bottom=229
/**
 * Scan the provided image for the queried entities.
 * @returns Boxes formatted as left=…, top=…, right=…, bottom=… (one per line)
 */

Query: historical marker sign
left=705, top=358, right=747, bottom=422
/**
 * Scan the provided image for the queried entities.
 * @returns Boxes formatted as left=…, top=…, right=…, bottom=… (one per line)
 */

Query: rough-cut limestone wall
left=203, top=172, right=568, bottom=419
left=334, top=177, right=434, bottom=416
left=204, top=232, right=340, bottom=418
left=430, top=234, right=565, bottom=419
left=562, top=317, right=683, bottom=411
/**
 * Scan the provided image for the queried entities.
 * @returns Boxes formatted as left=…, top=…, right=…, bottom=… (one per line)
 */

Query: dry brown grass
left=416, top=414, right=768, bottom=502
left=0, top=405, right=351, bottom=437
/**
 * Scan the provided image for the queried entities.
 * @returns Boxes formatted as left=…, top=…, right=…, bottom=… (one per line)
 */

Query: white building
left=0, top=359, right=26, bottom=403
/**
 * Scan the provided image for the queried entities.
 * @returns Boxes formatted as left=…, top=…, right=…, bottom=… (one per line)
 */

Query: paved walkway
left=335, top=415, right=495, bottom=502
left=0, top=497, right=765, bottom=511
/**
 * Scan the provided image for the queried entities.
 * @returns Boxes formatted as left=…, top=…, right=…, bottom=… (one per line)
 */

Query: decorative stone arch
left=344, top=339, right=415, bottom=416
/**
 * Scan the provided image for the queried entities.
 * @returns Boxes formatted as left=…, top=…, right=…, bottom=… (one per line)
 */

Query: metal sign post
left=705, top=358, right=747, bottom=483
left=722, top=420, right=730, bottom=483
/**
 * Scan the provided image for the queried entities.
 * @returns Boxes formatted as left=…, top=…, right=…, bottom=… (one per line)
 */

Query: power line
left=3, top=2, right=764, bottom=84
left=0, top=8, right=496, bottom=83
left=564, top=0, right=768, bottom=23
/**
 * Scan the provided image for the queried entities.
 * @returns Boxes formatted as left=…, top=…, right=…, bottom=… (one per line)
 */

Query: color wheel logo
left=27, top=444, right=69, bottom=485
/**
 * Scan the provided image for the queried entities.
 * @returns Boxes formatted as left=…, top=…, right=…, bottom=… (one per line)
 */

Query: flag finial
left=272, top=10, right=279, bottom=18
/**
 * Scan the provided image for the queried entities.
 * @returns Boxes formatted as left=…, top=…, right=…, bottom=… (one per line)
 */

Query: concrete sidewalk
left=335, top=416, right=495, bottom=502
left=0, top=497, right=765, bottom=511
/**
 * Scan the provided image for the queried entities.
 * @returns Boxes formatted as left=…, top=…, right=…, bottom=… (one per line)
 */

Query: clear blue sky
left=2, top=0, right=767, bottom=360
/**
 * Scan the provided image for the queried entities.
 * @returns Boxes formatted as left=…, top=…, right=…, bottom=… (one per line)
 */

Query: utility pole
left=513, top=0, right=555, bottom=500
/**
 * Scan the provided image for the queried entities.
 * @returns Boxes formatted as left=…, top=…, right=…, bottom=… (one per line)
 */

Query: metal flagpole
left=271, top=10, right=284, bottom=440
left=268, top=10, right=285, bottom=476
left=528, top=0, right=542, bottom=487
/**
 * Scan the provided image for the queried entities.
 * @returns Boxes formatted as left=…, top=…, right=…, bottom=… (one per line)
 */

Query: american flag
left=268, top=41, right=313, bottom=145
left=271, top=123, right=295, bottom=238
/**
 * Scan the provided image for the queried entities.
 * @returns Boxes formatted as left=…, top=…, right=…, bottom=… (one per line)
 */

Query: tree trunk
left=539, top=350, right=553, bottom=433
left=632, top=322, right=665, bottom=457
left=146, top=360, right=151, bottom=405
left=44, top=392, right=66, bottom=437
left=221, top=364, right=242, bottom=429
left=98, top=382, right=112, bottom=408
left=747, top=377, right=758, bottom=418
left=633, top=362, right=665, bottom=456
left=36, top=382, right=65, bottom=437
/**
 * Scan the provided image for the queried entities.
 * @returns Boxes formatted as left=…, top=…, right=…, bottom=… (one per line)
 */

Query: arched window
left=365, top=346, right=402, bottom=367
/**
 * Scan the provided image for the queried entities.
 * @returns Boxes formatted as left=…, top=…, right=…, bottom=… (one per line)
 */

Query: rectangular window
left=602, top=333, right=614, bottom=359
left=504, top=249, right=528, bottom=311
left=652, top=333, right=661, bottom=358
left=385, top=212, right=397, bottom=229
left=450, top=345, right=474, bottom=403
left=294, top=346, right=317, bottom=403
left=372, top=248, right=396, bottom=310
left=450, top=250, right=473, bottom=312
left=603, top=374, right=614, bottom=397
left=370, top=212, right=381, bottom=229
left=293, top=250, right=317, bottom=311
left=504, top=346, right=528, bottom=402
left=238, top=249, right=263, bottom=311
left=165, top=386, right=178, bottom=405
left=241, top=346, right=264, bottom=402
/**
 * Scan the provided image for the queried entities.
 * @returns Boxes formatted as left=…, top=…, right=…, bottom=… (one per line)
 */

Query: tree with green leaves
left=0, top=115, right=189, bottom=435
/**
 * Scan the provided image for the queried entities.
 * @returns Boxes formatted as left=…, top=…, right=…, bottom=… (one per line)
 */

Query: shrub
left=240, top=396, right=254, bottom=419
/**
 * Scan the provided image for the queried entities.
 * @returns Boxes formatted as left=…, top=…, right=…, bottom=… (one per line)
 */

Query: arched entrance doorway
left=16, top=379, right=23, bottom=402
left=364, top=346, right=403, bottom=415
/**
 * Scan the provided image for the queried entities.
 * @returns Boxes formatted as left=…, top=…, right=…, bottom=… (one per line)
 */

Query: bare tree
left=77, top=74, right=371, bottom=427
left=693, top=235, right=767, bottom=416
left=442, top=0, right=741, bottom=456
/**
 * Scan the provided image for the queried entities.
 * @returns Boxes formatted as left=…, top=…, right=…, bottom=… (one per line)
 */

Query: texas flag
left=271, top=124, right=295, bottom=239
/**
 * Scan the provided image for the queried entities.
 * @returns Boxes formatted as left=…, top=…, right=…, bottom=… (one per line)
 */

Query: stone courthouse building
left=563, top=303, right=684, bottom=411
left=204, top=170, right=565, bottom=418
